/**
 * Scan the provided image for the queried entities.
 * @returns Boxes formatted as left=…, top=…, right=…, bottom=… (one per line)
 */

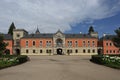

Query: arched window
left=33, top=41, right=35, bottom=46
left=56, top=38, right=63, bottom=47
left=83, top=49, right=86, bottom=53
left=88, top=49, right=90, bottom=53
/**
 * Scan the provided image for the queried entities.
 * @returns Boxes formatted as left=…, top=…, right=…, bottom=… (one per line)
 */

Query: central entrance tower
left=53, top=30, right=65, bottom=55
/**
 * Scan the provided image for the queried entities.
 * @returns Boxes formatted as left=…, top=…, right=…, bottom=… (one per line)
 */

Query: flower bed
left=90, top=55, right=120, bottom=69
left=0, top=55, right=29, bottom=69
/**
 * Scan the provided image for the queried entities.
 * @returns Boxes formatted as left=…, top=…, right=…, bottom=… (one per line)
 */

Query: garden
left=90, top=55, right=120, bottom=69
left=0, top=55, right=29, bottom=69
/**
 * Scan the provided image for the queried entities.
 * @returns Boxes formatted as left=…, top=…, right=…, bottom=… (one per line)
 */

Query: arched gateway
left=57, top=48, right=63, bottom=55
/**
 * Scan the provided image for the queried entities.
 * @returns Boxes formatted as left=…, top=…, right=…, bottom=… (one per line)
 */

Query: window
left=46, top=41, right=51, bottom=47
left=110, top=50, right=112, bottom=53
left=46, top=50, right=49, bottom=53
left=33, top=50, right=35, bottom=53
left=75, top=49, right=78, bottom=53
left=40, top=50, right=42, bottom=53
left=68, top=41, right=72, bottom=47
left=88, top=49, right=90, bottom=53
left=106, top=50, right=108, bottom=53
left=40, top=41, right=42, bottom=47
left=33, top=41, right=35, bottom=46
left=67, top=50, right=69, bottom=53
left=106, top=43, right=109, bottom=46
left=26, top=41, right=28, bottom=47
left=26, top=49, right=29, bottom=53
left=49, top=50, right=51, bottom=53
left=83, top=49, right=86, bottom=53
left=88, top=41, right=90, bottom=47
left=92, top=49, right=95, bottom=53
left=67, top=49, right=72, bottom=53
left=113, top=50, right=115, bottom=53
left=75, top=41, right=78, bottom=47
left=49, top=41, right=52, bottom=47
left=83, top=41, right=86, bottom=47
left=110, top=43, right=112, bottom=46
left=92, top=41, right=95, bottom=47
left=17, top=34, right=20, bottom=37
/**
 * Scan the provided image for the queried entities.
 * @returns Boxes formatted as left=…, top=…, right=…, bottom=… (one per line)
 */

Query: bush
left=16, top=55, right=29, bottom=64
left=90, top=55, right=105, bottom=64
left=0, top=55, right=29, bottom=69
left=90, top=55, right=120, bottom=69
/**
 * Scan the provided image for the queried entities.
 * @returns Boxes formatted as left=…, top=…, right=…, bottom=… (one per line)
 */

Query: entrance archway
left=98, top=49, right=102, bottom=55
left=57, top=48, right=63, bottom=55
left=16, top=49, right=20, bottom=55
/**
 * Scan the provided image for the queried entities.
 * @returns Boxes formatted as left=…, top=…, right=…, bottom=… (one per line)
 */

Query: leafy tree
left=112, top=27, right=120, bottom=48
left=0, top=35, right=7, bottom=56
left=88, top=26, right=94, bottom=33
left=8, top=22, right=16, bottom=35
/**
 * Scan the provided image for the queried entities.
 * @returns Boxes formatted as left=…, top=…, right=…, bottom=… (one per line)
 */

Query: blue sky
left=67, top=13, right=120, bottom=37
left=0, top=0, right=120, bottom=37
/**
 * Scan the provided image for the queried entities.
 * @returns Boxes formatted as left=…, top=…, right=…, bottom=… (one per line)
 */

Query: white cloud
left=0, top=0, right=120, bottom=33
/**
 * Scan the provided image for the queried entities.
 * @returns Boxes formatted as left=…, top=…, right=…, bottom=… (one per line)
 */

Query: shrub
left=0, top=55, right=29, bottom=69
left=90, top=55, right=120, bottom=69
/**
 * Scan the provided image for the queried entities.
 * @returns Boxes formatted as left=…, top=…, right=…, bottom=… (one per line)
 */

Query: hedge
left=90, top=55, right=120, bottom=69
left=0, top=55, right=29, bottom=69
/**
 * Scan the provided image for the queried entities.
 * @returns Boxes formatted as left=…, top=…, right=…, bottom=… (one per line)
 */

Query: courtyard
left=0, top=55, right=120, bottom=80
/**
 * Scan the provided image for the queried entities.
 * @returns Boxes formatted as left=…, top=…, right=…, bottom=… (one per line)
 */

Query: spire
left=35, top=27, right=40, bottom=34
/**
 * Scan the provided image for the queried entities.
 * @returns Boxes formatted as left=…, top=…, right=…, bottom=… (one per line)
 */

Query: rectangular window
left=75, top=41, right=78, bottom=47
left=88, top=49, right=90, bottom=53
left=106, top=43, right=109, bottom=46
left=26, top=41, right=28, bottom=47
left=83, top=41, right=86, bottom=47
left=40, top=50, right=42, bottom=53
left=92, top=41, right=95, bottom=47
left=75, top=49, right=78, bottom=53
left=33, top=41, right=35, bottom=46
left=40, top=41, right=42, bottom=47
left=33, top=50, right=36, bottom=53
left=92, top=49, right=95, bottom=53
left=83, top=49, right=86, bottom=53
left=88, top=41, right=90, bottom=47
left=46, top=41, right=51, bottom=47
left=68, top=41, right=72, bottom=47
left=106, top=50, right=108, bottom=53
left=49, top=41, right=51, bottom=47
left=110, top=50, right=112, bottom=53
left=110, top=43, right=112, bottom=46
left=26, top=49, right=29, bottom=53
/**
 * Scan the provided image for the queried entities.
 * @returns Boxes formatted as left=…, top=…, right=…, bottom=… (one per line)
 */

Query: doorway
left=57, top=48, right=63, bottom=55
left=16, top=49, right=20, bottom=55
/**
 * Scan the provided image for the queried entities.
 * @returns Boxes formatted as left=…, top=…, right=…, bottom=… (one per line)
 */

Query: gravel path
left=0, top=56, right=120, bottom=80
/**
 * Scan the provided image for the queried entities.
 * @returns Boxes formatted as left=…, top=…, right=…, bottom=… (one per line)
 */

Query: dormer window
left=17, top=34, right=20, bottom=37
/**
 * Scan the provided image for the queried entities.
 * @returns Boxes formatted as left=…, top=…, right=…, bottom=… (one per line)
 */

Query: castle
left=2, top=27, right=120, bottom=55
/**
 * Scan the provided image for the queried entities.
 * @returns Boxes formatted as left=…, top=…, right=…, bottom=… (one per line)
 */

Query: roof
left=13, top=29, right=28, bottom=33
left=22, top=34, right=53, bottom=38
left=100, top=35, right=116, bottom=40
left=22, top=33, right=97, bottom=39
left=65, top=34, right=97, bottom=38
left=0, top=34, right=13, bottom=40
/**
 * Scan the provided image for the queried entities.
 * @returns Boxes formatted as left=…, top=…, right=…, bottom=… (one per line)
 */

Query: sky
left=0, top=0, right=120, bottom=37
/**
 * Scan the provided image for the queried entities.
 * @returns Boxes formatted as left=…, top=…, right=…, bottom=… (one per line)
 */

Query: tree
left=8, top=22, right=16, bottom=35
left=0, top=35, right=7, bottom=56
left=88, top=26, right=94, bottom=33
left=112, top=27, right=120, bottom=48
